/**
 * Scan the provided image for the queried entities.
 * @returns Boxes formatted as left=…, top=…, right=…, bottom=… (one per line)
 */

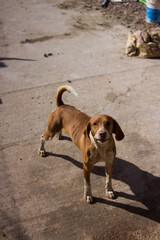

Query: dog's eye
left=105, top=121, right=111, bottom=127
left=93, top=122, right=97, bottom=126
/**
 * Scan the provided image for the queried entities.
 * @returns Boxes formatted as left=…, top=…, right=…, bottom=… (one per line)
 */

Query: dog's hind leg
left=38, top=132, right=53, bottom=157
left=38, top=110, right=62, bottom=157
left=38, top=135, right=47, bottom=157
left=38, top=135, right=46, bottom=157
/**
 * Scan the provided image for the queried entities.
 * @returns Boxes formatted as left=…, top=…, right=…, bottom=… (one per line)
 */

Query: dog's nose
left=99, top=131, right=106, bottom=138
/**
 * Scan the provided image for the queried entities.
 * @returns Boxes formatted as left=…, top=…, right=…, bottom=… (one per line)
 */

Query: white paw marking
left=106, top=190, right=115, bottom=199
left=86, top=196, right=93, bottom=203
left=38, top=150, right=45, bottom=157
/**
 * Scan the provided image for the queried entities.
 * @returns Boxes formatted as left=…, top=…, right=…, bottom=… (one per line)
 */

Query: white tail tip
left=64, top=85, right=78, bottom=97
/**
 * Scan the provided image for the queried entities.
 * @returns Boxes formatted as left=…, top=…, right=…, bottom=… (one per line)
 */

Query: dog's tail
left=56, top=85, right=78, bottom=107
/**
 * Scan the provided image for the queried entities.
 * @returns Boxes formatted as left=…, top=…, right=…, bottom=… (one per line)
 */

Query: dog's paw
left=38, top=149, right=46, bottom=157
left=106, top=190, right=115, bottom=199
left=85, top=195, right=93, bottom=204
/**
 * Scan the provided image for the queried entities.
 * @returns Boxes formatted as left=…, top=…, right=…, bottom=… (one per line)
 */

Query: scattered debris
left=102, top=0, right=123, bottom=7
left=140, top=0, right=146, bottom=4
left=102, top=0, right=109, bottom=7
left=44, top=53, right=53, bottom=58
left=20, top=36, right=53, bottom=44
left=125, top=30, right=160, bottom=58
left=110, top=0, right=123, bottom=2
left=146, top=0, right=160, bottom=23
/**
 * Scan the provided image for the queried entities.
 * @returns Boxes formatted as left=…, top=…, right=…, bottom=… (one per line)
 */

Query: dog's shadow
left=58, top=135, right=72, bottom=142
left=46, top=150, right=160, bottom=223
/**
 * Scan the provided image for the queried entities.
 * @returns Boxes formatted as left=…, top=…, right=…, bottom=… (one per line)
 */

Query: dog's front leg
left=83, top=162, right=93, bottom=203
left=56, top=131, right=62, bottom=140
left=105, top=153, right=115, bottom=199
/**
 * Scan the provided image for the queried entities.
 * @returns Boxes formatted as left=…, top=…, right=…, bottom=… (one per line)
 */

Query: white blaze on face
left=94, top=127, right=110, bottom=143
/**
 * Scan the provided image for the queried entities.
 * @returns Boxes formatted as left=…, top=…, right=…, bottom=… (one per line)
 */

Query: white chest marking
left=93, top=150, right=114, bottom=164
left=89, top=132, right=115, bottom=164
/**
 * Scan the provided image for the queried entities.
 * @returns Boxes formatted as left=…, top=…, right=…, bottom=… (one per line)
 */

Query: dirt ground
left=0, top=0, right=160, bottom=240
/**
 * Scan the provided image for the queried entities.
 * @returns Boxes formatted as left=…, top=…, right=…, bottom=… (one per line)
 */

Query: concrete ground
left=0, top=0, right=160, bottom=239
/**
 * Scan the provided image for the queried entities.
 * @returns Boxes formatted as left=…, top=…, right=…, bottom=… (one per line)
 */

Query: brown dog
left=38, top=85, right=124, bottom=203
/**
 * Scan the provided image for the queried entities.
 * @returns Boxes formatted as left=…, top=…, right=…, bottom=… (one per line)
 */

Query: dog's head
left=84, top=115, right=124, bottom=144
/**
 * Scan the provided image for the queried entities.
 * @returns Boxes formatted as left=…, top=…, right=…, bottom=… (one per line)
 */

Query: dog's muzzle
left=95, top=129, right=110, bottom=143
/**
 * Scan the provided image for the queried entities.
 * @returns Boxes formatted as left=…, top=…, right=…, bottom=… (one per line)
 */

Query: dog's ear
left=84, top=121, right=91, bottom=139
left=113, top=119, right=124, bottom=141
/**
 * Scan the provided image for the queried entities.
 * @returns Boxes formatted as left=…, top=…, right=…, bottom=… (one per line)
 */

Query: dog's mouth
left=92, top=130, right=110, bottom=144
left=95, top=137, right=110, bottom=144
